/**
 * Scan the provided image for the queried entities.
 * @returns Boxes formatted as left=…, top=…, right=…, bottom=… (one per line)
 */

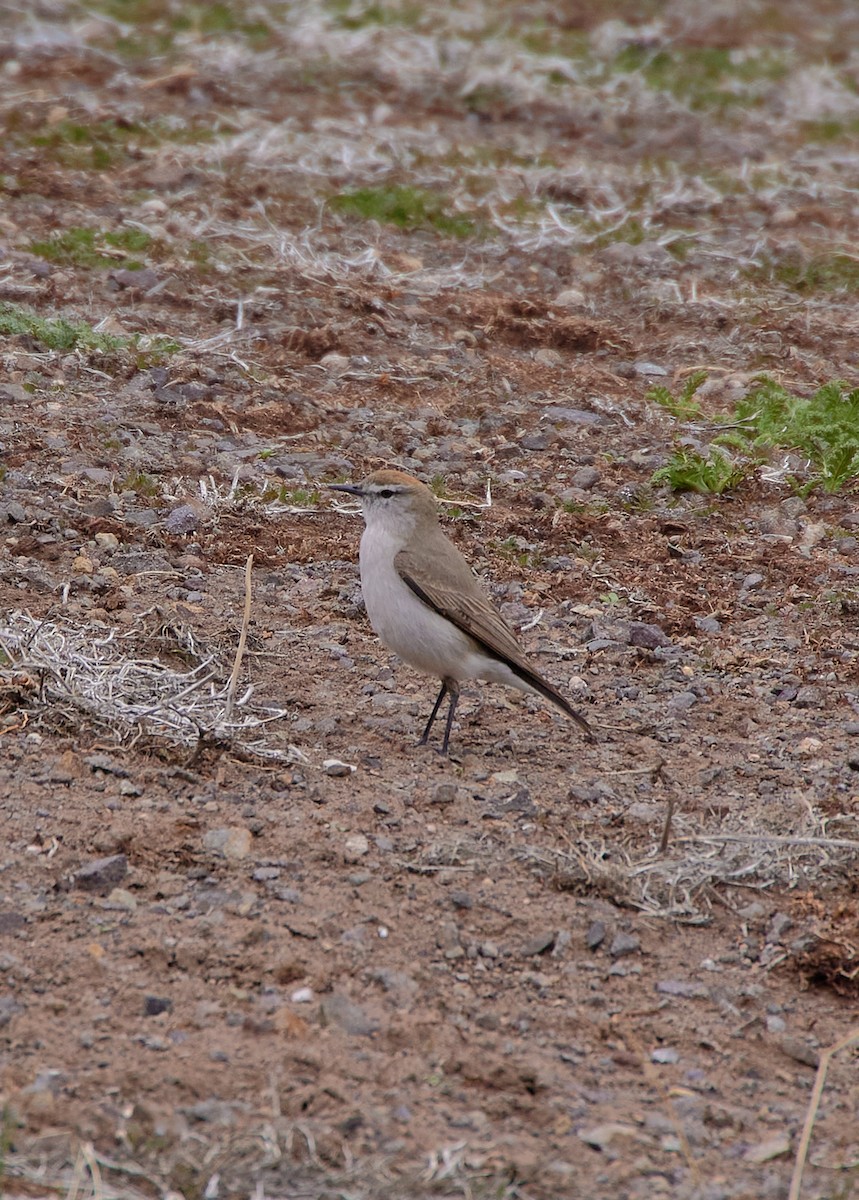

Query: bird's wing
left=394, top=546, right=524, bottom=665
left=394, top=545, right=593, bottom=739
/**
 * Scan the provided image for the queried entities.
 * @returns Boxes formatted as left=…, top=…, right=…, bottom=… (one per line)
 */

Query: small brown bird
left=330, top=469, right=592, bottom=754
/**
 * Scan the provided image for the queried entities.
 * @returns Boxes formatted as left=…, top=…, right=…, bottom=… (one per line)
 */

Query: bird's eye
left=379, top=488, right=394, bottom=499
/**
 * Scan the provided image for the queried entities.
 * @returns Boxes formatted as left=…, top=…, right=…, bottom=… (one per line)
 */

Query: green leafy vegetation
left=648, top=370, right=708, bottom=420
left=261, top=484, right=321, bottom=506
left=0, top=301, right=125, bottom=353
left=0, top=302, right=178, bottom=362
left=122, top=470, right=161, bottom=497
left=325, top=0, right=422, bottom=30
left=753, top=250, right=859, bottom=293
left=90, top=0, right=274, bottom=54
left=27, top=117, right=217, bottom=169
left=651, top=374, right=859, bottom=495
left=727, top=378, right=859, bottom=493
left=652, top=448, right=743, bottom=495
left=329, top=186, right=476, bottom=237
left=613, top=45, right=788, bottom=111
left=29, top=227, right=155, bottom=269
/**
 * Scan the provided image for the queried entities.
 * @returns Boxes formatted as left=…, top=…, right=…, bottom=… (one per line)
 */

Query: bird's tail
left=512, top=662, right=594, bottom=741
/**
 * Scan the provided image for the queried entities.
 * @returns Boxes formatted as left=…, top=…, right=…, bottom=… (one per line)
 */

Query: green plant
left=29, top=227, right=154, bottom=269
left=0, top=301, right=124, bottom=352
left=0, top=302, right=178, bottom=364
left=122, top=470, right=161, bottom=497
left=613, top=45, right=787, bottom=111
left=756, top=250, right=859, bottom=293
left=727, top=378, right=859, bottom=493
left=648, top=370, right=708, bottom=420
left=329, top=185, right=476, bottom=238
left=652, top=448, right=743, bottom=495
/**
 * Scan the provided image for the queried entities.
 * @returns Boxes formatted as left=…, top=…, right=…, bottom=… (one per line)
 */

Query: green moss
left=122, top=470, right=161, bottom=497
left=325, top=0, right=422, bottom=30
left=755, top=250, right=859, bottom=293
left=613, top=44, right=788, bottom=111
left=90, top=0, right=274, bottom=52
left=799, top=117, right=859, bottom=142
left=28, top=227, right=154, bottom=269
left=329, top=186, right=477, bottom=238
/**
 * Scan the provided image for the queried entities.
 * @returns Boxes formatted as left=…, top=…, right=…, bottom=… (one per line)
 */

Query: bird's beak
left=328, top=482, right=363, bottom=496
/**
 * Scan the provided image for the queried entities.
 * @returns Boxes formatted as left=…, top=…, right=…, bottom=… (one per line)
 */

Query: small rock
left=202, top=827, right=253, bottom=860
left=744, top=1134, right=792, bottom=1164
left=1, top=500, right=27, bottom=523
left=633, top=361, right=669, bottom=376
left=520, top=431, right=554, bottom=451
left=586, top=921, right=606, bottom=950
left=320, top=992, right=379, bottom=1036
left=609, top=930, right=640, bottom=958
left=291, top=987, right=314, bottom=1003
left=72, top=555, right=94, bottom=574
left=0, top=911, right=26, bottom=935
left=105, top=888, right=137, bottom=911
left=628, top=621, right=670, bottom=649
left=656, top=979, right=707, bottom=999
left=668, top=691, right=698, bottom=712
left=534, top=348, right=564, bottom=367
left=542, top=406, right=605, bottom=427
left=74, top=854, right=128, bottom=894
left=578, top=1122, right=643, bottom=1150
left=694, top=615, right=721, bottom=634
left=431, top=782, right=457, bottom=806
left=651, top=1047, right=679, bottom=1064
left=143, top=995, right=173, bottom=1017
left=324, top=758, right=356, bottom=777
left=343, top=833, right=370, bottom=862
left=0, top=995, right=23, bottom=1028
left=570, top=466, right=601, bottom=490
left=553, top=288, right=586, bottom=308
left=839, top=511, right=859, bottom=530
left=741, top=572, right=764, bottom=591
left=319, top=352, right=351, bottom=375
left=779, top=1036, right=820, bottom=1068
left=164, top=504, right=202, bottom=534
left=521, top=930, right=556, bottom=957
left=794, top=686, right=823, bottom=709
left=123, top=509, right=160, bottom=528
left=767, top=912, right=793, bottom=942
left=94, top=531, right=119, bottom=552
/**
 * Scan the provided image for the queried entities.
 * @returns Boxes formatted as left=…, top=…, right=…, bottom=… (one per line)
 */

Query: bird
left=330, top=468, right=593, bottom=754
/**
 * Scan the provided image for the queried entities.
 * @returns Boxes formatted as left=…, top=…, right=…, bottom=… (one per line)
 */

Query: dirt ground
left=1, top=2, right=858, bottom=1198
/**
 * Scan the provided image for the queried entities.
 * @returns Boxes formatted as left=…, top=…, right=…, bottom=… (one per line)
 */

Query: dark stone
left=144, top=995, right=173, bottom=1017
left=73, top=854, right=128, bottom=894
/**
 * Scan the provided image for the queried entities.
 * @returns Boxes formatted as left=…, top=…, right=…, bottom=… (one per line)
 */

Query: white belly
left=359, top=527, right=488, bottom=681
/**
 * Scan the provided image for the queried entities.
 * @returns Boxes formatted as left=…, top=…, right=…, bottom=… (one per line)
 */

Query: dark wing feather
left=395, top=547, right=592, bottom=739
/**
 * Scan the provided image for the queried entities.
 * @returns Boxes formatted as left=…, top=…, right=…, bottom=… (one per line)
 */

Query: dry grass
left=0, top=610, right=293, bottom=762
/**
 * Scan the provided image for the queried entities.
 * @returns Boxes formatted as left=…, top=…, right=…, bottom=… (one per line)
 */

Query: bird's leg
left=440, top=678, right=460, bottom=756
left=419, top=680, right=449, bottom=746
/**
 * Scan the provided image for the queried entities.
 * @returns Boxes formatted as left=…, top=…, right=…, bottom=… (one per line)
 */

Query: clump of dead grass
left=0, top=610, right=294, bottom=761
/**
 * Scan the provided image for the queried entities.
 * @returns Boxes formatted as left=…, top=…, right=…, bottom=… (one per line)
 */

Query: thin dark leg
left=419, top=680, right=448, bottom=745
left=440, top=679, right=460, bottom=756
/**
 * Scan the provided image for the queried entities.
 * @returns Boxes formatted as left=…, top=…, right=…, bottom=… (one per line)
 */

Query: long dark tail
left=511, top=661, right=594, bottom=741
